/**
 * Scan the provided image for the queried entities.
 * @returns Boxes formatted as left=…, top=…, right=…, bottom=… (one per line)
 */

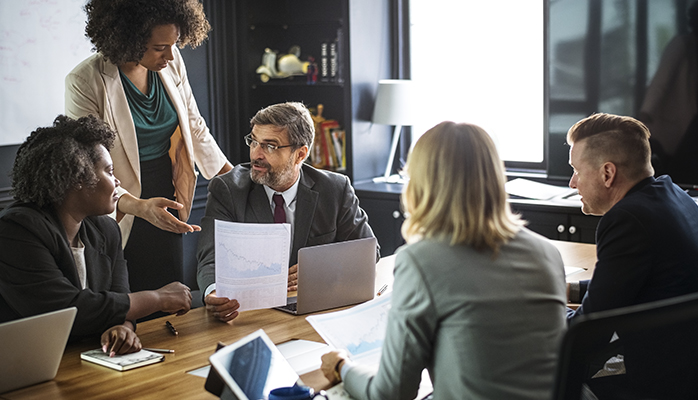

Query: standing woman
left=65, top=0, right=233, bottom=294
left=320, top=122, right=567, bottom=399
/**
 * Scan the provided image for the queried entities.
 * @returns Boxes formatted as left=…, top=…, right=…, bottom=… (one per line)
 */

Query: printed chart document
left=306, top=292, right=392, bottom=366
left=307, top=293, right=433, bottom=400
left=215, top=220, right=290, bottom=312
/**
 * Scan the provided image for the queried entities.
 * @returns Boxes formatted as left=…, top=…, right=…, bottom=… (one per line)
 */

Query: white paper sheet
left=506, top=178, right=577, bottom=200
left=306, top=293, right=392, bottom=366
left=187, top=365, right=210, bottom=378
left=214, top=220, right=290, bottom=312
left=564, top=266, right=585, bottom=276
left=188, top=341, right=330, bottom=380
left=276, top=340, right=330, bottom=375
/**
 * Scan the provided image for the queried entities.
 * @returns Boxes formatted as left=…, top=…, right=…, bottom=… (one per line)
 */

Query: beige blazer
left=65, top=48, right=228, bottom=245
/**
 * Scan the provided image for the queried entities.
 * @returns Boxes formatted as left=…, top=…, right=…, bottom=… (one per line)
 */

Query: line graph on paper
left=214, top=220, right=290, bottom=283
left=217, top=242, right=284, bottom=279
left=306, top=293, right=392, bottom=366
left=214, top=220, right=291, bottom=311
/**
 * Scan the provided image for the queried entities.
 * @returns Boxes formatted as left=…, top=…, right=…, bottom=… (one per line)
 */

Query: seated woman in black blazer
left=0, top=115, right=192, bottom=355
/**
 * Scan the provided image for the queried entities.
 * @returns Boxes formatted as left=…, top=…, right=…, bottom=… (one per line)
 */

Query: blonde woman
left=321, top=122, right=567, bottom=399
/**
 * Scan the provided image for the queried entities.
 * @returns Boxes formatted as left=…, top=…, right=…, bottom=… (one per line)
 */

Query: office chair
left=552, top=291, right=698, bottom=400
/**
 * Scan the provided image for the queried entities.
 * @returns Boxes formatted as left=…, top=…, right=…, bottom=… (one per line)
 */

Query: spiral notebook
left=80, top=349, right=164, bottom=371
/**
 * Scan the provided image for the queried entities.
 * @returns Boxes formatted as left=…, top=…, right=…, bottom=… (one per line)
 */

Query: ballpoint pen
left=143, top=348, right=175, bottom=354
left=377, top=284, right=388, bottom=296
left=165, top=320, right=178, bottom=336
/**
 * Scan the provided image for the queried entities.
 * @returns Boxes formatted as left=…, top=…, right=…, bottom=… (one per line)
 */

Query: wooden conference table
left=1, top=241, right=596, bottom=400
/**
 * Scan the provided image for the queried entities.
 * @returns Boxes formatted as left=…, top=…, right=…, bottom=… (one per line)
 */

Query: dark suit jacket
left=0, top=202, right=131, bottom=338
left=569, top=176, right=698, bottom=399
left=196, top=163, right=379, bottom=294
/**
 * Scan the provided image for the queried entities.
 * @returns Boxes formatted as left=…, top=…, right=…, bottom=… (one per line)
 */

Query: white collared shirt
left=70, top=236, right=89, bottom=290
left=204, top=174, right=301, bottom=298
left=262, top=175, right=300, bottom=237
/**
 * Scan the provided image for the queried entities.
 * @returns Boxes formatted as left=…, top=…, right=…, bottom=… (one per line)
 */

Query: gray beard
left=250, top=158, right=297, bottom=190
left=250, top=168, right=278, bottom=187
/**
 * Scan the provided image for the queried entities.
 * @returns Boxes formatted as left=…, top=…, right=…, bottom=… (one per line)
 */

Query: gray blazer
left=343, top=229, right=567, bottom=400
left=196, top=163, right=378, bottom=294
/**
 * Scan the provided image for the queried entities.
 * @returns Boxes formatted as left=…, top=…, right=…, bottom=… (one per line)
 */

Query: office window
left=546, top=0, right=684, bottom=181
left=410, top=0, right=545, bottom=166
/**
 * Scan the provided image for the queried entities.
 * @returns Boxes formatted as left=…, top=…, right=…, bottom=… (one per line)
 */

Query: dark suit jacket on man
left=569, top=176, right=698, bottom=399
left=0, top=202, right=131, bottom=338
left=196, top=163, right=379, bottom=295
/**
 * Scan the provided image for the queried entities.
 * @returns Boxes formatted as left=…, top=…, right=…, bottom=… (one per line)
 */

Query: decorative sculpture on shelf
left=255, top=46, right=310, bottom=82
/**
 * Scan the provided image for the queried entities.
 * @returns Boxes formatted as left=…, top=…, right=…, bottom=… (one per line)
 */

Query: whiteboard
left=0, top=0, right=93, bottom=146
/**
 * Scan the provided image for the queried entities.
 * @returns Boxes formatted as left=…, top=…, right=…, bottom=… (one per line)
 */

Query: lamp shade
left=371, top=79, right=416, bottom=126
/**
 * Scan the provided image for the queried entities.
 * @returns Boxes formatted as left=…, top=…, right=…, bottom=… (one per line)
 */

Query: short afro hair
left=12, top=115, right=115, bottom=208
left=84, top=0, right=211, bottom=65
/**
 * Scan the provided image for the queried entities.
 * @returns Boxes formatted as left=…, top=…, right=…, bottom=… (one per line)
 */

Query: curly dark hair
left=84, top=0, right=211, bottom=65
left=12, top=115, right=115, bottom=208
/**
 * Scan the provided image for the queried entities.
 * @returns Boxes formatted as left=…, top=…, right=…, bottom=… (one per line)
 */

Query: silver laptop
left=0, top=307, right=77, bottom=394
left=276, top=237, right=377, bottom=315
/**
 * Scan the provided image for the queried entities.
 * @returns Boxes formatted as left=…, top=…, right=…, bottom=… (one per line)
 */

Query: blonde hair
left=401, top=121, right=523, bottom=252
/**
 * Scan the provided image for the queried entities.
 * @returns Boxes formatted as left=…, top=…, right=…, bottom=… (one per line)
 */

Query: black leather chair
left=552, top=292, right=698, bottom=400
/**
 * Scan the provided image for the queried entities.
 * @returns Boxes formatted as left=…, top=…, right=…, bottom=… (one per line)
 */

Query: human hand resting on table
left=205, top=291, right=241, bottom=322
left=321, top=350, right=350, bottom=385
left=101, top=323, right=141, bottom=357
left=127, top=282, right=192, bottom=321
left=156, top=282, right=192, bottom=316
left=288, top=264, right=298, bottom=292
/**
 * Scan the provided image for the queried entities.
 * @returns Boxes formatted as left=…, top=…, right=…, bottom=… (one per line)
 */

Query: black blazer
left=196, top=163, right=379, bottom=294
left=570, top=176, right=698, bottom=398
left=0, top=202, right=130, bottom=337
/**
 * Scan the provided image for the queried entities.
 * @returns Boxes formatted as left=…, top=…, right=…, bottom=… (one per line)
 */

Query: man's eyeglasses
left=244, top=134, right=296, bottom=154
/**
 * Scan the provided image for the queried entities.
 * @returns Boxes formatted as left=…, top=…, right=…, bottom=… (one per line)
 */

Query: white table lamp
left=371, top=79, right=416, bottom=183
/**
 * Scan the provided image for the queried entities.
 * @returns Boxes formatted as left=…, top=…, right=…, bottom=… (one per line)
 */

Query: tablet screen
left=211, top=330, right=299, bottom=400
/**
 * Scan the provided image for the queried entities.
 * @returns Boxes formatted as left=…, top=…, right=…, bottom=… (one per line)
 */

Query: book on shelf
left=320, top=42, right=329, bottom=81
left=80, top=349, right=164, bottom=371
left=329, top=41, right=337, bottom=80
left=334, top=29, right=343, bottom=83
left=320, top=120, right=340, bottom=168
left=310, top=105, right=326, bottom=168
left=309, top=105, right=345, bottom=172
left=330, top=128, right=345, bottom=171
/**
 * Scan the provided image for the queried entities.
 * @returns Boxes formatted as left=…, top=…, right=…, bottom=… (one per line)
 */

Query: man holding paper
left=197, top=102, right=378, bottom=322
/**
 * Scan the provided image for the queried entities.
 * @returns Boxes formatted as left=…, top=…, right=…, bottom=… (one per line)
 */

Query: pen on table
left=143, top=348, right=175, bottom=354
left=377, top=284, right=388, bottom=296
left=165, top=320, right=178, bottom=336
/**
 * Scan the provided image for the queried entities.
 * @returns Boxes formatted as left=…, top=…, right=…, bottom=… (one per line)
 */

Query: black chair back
left=552, top=292, right=698, bottom=400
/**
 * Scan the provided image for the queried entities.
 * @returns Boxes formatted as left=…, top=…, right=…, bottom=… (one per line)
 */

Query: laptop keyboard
left=279, top=302, right=297, bottom=312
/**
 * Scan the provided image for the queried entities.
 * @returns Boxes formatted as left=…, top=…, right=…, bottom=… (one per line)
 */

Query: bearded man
left=196, top=102, right=378, bottom=322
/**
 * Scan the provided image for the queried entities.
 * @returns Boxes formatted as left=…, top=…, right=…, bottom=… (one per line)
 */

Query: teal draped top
left=119, top=69, right=179, bottom=162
